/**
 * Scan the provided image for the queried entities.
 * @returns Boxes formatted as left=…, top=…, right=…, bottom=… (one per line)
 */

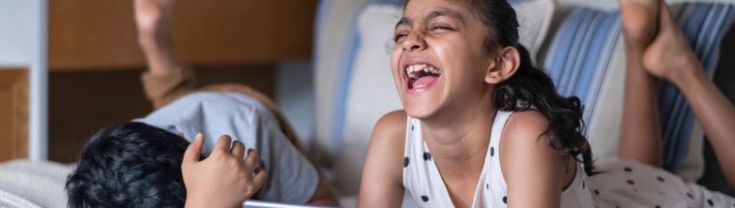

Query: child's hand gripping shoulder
left=182, top=134, right=268, bottom=208
left=500, top=111, right=568, bottom=208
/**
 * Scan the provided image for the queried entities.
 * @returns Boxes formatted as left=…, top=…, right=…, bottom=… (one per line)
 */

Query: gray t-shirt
left=135, top=92, right=318, bottom=204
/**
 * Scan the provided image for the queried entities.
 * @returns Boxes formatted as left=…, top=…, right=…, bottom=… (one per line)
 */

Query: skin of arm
left=357, top=111, right=408, bottom=207
left=500, top=111, right=565, bottom=208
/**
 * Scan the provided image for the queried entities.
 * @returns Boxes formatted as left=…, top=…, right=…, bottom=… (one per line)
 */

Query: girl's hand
left=182, top=134, right=268, bottom=208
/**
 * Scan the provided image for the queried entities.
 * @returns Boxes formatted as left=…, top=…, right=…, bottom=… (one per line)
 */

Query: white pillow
left=314, top=0, right=372, bottom=161
left=332, top=4, right=403, bottom=194
left=515, top=0, right=556, bottom=64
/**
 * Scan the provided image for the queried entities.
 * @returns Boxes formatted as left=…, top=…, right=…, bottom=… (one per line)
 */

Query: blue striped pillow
left=543, top=3, right=735, bottom=172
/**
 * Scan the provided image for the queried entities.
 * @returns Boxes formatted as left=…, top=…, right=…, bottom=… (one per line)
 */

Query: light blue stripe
left=576, top=13, right=612, bottom=101
left=551, top=10, right=585, bottom=91
left=561, top=10, right=595, bottom=95
left=565, top=11, right=600, bottom=97
left=545, top=9, right=623, bottom=130
left=559, top=10, right=593, bottom=96
left=577, top=13, right=621, bottom=127
left=331, top=22, right=363, bottom=155
left=315, top=0, right=334, bottom=47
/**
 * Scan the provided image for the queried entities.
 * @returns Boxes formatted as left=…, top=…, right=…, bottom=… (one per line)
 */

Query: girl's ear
left=485, top=46, right=521, bottom=84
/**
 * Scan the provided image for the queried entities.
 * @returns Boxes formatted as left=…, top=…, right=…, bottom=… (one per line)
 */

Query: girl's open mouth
left=406, top=64, right=442, bottom=92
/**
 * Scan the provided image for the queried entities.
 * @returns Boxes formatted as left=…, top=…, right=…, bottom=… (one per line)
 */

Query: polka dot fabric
left=402, top=111, right=595, bottom=207
left=588, top=160, right=735, bottom=208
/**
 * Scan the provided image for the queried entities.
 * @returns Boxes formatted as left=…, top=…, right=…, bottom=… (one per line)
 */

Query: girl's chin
left=403, top=105, right=438, bottom=119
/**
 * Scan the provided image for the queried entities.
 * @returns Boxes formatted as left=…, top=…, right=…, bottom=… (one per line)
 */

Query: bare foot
left=134, top=0, right=175, bottom=39
left=134, top=0, right=179, bottom=75
left=642, top=3, right=699, bottom=82
left=620, top=0, right=661, bottom=47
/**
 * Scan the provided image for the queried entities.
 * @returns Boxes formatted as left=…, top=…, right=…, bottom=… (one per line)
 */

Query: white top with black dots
left=402, top=111, right=595, bottom=208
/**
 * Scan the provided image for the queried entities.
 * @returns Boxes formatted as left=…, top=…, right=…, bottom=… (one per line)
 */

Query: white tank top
left=402, top=111, right=595, bottom=207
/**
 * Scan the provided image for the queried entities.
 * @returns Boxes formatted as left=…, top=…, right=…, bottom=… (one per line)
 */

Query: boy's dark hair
left=66, top=122, right=190, bottom=208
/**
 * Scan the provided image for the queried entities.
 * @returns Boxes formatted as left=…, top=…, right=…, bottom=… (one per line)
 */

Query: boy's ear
left=485, top=46, right=521, bottom=84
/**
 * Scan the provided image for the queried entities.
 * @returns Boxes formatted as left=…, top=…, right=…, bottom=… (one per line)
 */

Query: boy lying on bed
left=64, top=0, right=336, bottom=207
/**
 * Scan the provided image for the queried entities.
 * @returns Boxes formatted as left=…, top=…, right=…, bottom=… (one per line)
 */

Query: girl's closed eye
left=429, top=24, right=454, bottom=32
left=394, top=26, right=413, bottom=42
left=394, top=32, right=408, bottom=42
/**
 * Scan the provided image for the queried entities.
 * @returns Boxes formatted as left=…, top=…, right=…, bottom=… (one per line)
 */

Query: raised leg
left=642, top=4, right=735, bottom=186
left=618, top=0, right=664, bottom=167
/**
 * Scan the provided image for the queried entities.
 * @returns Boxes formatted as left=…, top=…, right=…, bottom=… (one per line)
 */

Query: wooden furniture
left=49, top=0, right=316, bottom=162
left=50, top=0, right=316, bottom=70
left=0, top=68, right=28, bottom=161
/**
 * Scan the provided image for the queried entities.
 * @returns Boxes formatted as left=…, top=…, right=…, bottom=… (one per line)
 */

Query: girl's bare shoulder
left=372, top=110, right=408, bottom=141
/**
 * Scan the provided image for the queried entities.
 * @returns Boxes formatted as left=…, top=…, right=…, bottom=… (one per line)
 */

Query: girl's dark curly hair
left=470, top=0, right=594, bottom=175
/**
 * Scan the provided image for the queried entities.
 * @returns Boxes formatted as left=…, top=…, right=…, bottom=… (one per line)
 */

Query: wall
left=276, top=60, right=316, bottom=153
left=0, top=0, right=36, bottom=67
left=0, top=0, right=47, bottom=161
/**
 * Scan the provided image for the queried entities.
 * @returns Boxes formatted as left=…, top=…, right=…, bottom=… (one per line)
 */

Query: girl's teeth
left=406, top=64, right=442, bottom=79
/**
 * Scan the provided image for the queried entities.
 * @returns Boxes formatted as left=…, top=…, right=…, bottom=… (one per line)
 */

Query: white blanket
left=0, top=160, right=72, bottom=208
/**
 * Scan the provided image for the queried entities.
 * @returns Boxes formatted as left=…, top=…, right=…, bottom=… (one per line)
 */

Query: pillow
left=515, top=0, right=556, bottom=64
left=332, top=3, right=403, bottom=194
left=313, top=0, right=372, bottom=163
left=324, top=0, right=557, bottom=194
left=541, top=2, right=735, bottom=182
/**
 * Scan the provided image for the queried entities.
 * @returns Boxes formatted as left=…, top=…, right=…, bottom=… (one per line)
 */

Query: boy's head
left=66, top=122, right=190, bottom=208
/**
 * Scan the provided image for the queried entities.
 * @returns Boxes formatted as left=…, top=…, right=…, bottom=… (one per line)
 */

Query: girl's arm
left=500, top=111, right=565, bottom=208
left=357, top=111, right=407, bottom=207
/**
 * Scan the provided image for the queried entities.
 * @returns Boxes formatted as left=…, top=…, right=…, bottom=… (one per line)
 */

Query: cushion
left=314, top=0, right=372, bottom=162
left=541, top=2, right=735, bottom=182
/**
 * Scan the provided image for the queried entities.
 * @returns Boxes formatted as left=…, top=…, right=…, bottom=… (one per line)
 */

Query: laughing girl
left=357, top=0, right=594, bottom=207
